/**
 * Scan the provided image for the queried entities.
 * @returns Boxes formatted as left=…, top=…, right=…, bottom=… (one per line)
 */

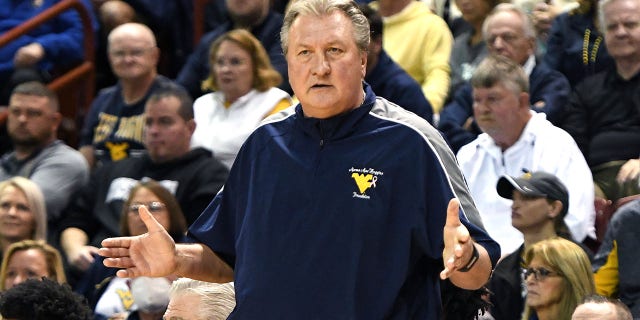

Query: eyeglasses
left=524, top=267, right=561, bottom=281
left=128, top=202, right=166, bottom=214
left=109, top=47, right=155, bottom=59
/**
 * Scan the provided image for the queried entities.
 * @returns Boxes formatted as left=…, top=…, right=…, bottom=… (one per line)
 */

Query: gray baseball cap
left=497, top=171, right=569, bottom=217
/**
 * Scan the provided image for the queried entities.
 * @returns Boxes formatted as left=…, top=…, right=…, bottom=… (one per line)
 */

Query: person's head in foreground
left=522, top=237, right=595, bottom=320
left=163, top=278, right=235, bottom=320
left=571, top=294, right=632, bottom=320
left=0, top=277, right=91, bottom=320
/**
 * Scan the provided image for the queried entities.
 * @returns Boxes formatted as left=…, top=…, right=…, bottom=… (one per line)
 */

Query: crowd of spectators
left=1, top=0, right=640, bottom=318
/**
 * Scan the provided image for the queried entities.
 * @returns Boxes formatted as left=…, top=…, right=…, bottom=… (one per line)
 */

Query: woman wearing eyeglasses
left=521, top=238, right=595, bottom=320
left=75, top=180, right=187, bottom=320
left=488, top=171, right=593, bottom=319
left=190, top=29, right=292, bottom=170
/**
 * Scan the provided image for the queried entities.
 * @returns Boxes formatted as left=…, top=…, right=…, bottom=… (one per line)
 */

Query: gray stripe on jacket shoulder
left=369, top=97, right=486, bottom=230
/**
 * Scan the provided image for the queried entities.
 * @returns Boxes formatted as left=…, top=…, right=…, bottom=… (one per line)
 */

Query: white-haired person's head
left=163, top=278, right=235, bottom=320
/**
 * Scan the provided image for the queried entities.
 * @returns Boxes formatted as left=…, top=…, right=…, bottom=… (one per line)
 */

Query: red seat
left=588, top=194, right=640, bottom=252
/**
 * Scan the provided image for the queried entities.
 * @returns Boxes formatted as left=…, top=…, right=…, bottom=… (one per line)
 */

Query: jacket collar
left=294, top=83, right=376, bottom=142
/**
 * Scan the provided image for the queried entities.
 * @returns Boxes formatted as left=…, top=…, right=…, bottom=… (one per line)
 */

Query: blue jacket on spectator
left=365, top=50, right=433, bottom=123
left=0, top=0, right=84, bottom=76
left=438, top=62, right=571, bottom=152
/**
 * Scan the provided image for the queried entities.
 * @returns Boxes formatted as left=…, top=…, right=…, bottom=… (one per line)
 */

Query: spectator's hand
left=616, top=159, right=640, bottom=184
left=99, top=205, right=177, bottom=278
left=13, top=43, right=45, bottom=67
left=67, top=245, right=100, bottom=271
left=440, top=198, right=474, bottom=279
left=532, top=2, right=560, bottom=41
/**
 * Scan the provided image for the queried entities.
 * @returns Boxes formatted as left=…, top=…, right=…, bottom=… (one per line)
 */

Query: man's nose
left=311, top=54, right=331, bottom=76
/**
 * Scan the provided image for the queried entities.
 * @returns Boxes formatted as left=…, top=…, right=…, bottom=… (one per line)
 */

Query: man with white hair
left=164, top=279, right=235, bottom=320
left=100, top=1, right=499, bottom=318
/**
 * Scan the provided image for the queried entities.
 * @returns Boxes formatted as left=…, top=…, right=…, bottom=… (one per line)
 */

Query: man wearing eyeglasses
left=438, top=3, right=571, bottom=153
left=78, top=22, right=179, bottom=169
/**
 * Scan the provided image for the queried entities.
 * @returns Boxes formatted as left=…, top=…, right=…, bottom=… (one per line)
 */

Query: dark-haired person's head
left=7, top=81, right=61, bottom=151
left=0, top=278, right=91, bottom=320
left=143, top=83, right=196, bottom=163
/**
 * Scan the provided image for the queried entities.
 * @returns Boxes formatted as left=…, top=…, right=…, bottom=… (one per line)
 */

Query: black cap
left=496, top=171, right=569, bottom=217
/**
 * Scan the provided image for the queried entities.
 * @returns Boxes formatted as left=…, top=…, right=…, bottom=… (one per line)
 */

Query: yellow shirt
left=371, top=1, right=453, bottom=112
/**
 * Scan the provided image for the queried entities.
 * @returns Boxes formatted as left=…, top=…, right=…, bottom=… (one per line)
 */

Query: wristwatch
left=458, top=243, right=479, bottom=273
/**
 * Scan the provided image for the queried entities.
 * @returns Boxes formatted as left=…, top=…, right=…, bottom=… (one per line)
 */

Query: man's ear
left=50, top=111, right=62, bottom=132
left=519, top=92, right=530, bottom=110
left=360, top=51, right=368, bottom=78
left=186, top=118, right=196, bottom=135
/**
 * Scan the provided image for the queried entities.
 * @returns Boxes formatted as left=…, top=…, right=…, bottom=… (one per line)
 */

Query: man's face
left=108, top=31, right=158, bottom=81
left=143, top=96, right=194, bottom=163
left=472, top=83, right=525, bottom=137
left=7, top=93, right=58, bottom=147
left=485, top=11, right=535, bottom=65
left=226, top=0, right=269, bottom=27
left=603, top=0, right=640, bottom=61
left=286, top=11, right=367, bottom=119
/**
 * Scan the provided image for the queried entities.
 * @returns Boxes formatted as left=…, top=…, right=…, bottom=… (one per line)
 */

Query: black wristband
left=458, top=243, right=479, bottom=273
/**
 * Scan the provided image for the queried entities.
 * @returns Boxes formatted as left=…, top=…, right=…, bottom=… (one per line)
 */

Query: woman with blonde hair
left=190, top=28, right=292, bottom=169
left=522, top=237, right=595, bottom=320
left=0, top=177, right=46, bottom=256
left=0, top=239, right=66, bottom=291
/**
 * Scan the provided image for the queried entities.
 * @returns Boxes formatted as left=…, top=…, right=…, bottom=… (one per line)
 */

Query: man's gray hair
left=280, top=0, right=370, bottom=55
left=482, top=3, right=536, bottom=41
left=598, top=0, right=640, bottom=34
left=169, top=278, right=235, bottom=320
left=471, top=54, right=530, bottom=94
left=578, top=294, right=633, bottom=320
